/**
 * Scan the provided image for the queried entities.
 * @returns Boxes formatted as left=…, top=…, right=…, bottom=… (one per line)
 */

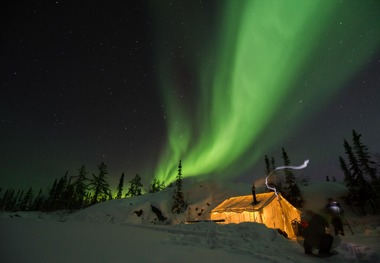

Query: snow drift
left=1, top=180, right=379, bottom=263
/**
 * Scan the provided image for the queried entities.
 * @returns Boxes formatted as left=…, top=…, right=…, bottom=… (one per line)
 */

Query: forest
left=1, top=130, right=379, bottom=216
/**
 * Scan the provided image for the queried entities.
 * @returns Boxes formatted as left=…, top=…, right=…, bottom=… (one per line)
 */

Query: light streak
left=265, top=160, right=309, bottom=196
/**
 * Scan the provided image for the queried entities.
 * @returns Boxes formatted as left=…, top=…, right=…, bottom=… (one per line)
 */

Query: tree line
left=0, top=162, right=172, bottom=213
left=262, top=130, right=380, bottom=214
left=339, top=130, right=380, bottom=214
left=4, top=130, right=377, bottom=216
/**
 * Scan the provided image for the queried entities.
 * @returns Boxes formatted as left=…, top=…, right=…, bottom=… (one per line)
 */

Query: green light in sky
left=151, top=0, right=380, bottom=183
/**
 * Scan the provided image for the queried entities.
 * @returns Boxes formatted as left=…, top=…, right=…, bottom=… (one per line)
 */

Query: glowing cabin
left=210, top=192, right=301, bottom=237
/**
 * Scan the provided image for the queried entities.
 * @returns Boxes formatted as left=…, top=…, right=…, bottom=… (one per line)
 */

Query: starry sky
left=1, top=0, right=380, bottom=191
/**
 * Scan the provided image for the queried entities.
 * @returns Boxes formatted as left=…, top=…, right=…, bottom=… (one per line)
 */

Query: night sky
left=1, top=0, right=380, bottom=191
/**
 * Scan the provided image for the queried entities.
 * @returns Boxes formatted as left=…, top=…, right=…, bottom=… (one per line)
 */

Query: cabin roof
left=212, top=192, right=279, bottom=213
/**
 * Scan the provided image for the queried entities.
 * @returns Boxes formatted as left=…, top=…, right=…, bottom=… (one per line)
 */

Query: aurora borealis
left=152, top=0, right=380, bottom=183
left=1, top=0, right=380, bottom=190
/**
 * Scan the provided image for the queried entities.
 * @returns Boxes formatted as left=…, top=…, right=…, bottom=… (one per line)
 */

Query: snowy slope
left=1, top=180, right=379, bottom=263
left=68, top=180, right=250, bottom=224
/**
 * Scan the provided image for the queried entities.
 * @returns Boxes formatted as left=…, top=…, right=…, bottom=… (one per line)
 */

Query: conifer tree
left=343, top=138, right=370, bottom=210
left=44, top=172, right=70, bottom=210
left=281, top=148, right=302, bottom=207
left=55, top=172, right=69, bottom=210
left=264, top=155, right=271, bottom=175
left=149, top=178, right=165, bottom=193
left=264, top=155, right=276, bottom=191
left=19, top=187, right=34, bottom=211
left=1, top=189, right=14, bottom=211
left=116, top=172, right=125, bottom=199
left=89, top=162, right=111, bottom=204
left=172, top=160, right=187, bottom=214
left=33, top=188, right=45, bottom=211
left=344, top=139, right=363, bottom=182
left=271, top=157, right=283, bottom=192
left=271, top=157, right=276, bottom=172
left=10, top=189, right=19, bottom=211
left=46, top=178, right=58, bottom=211
left=339, top=156, right=355, bottom=190
left=126, top=174, right=143, bottom=197
left=160, top=180, right=165, bottom=190
left=352, top=130, right=378, bottom=183
left=13, top=189, right=24, bottom=211
left=64, top=179, right=76, bottom=210
left=44, top=173, right=71, bottom=211
left=340, top=133, right=377, bottom=214
left=5, top=189, right=16, bottom=211
left=282, top=148, right=295, bottom=185
left=73, top=165, right=88, bottom=209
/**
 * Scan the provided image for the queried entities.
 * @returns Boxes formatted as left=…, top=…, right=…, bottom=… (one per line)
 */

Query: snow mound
left=2, top=180, right=380, bottom=263
left=68, top=180, right=250, bottom=224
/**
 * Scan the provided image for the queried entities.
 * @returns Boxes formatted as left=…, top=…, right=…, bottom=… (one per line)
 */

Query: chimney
left=252, top=183, right=258, bottom=205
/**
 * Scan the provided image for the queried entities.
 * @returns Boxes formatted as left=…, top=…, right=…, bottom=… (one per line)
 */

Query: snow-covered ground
left=1, top=180, right=379, bottom=263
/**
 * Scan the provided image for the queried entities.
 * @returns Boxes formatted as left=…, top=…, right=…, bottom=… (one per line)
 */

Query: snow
left=1, top=180, right=379, bottom=263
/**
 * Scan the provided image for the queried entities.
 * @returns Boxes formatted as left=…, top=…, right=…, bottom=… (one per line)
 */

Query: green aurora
left=150, top=0, right=380, bottom=183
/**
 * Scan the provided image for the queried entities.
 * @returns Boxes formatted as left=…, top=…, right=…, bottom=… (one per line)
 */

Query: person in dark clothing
left=327, top=198, right=345, bottom=236
left=302, top=210, right=333, bottom=256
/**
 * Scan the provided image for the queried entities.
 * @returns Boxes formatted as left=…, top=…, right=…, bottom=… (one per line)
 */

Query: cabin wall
left=210, top=200, right=301, bottom=237
left=211, top=211, right=263, bottom=224
left=262, top=201, right=284, bottom=230
left=279, top=200, right=301, bottom=237
left=262, top=199, right=301, bottom=237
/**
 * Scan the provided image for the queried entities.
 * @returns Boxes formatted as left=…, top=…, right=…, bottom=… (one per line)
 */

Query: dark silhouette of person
left=302, top=210, right=333, bottom=256
left=327, top=198, right=345, bottom=236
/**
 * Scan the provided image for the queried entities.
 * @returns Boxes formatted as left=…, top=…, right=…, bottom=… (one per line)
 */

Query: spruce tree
left=56, top=173, right=69, bottom=210
left=282, top=148, right=295, bottom=185
left=281, top=148, right=302, bottom=207
left=271, top=157, right=283, bottom=193
left=339, top=156, right=355, bottom=190
left=343, top=138, right=370, bottom=210
left=264, top=155, right=275, bottom=192
left=344, top=139, right=363, bottom=182
left=89, top=162, right=111, bottom=204
left=126, top=174, right=143, bottom=197
left=149, top=178, right=165, bottom=193
left=64, top=180, right=75, bottom=210
left=352, top=131, right=377, bottom=178
left=172, top=160, right=187, bottom=214
left=264, top=155, right=271, bottom=175
left=7, top=189, right=18, bottom=211
left=341, top=133, right=377, bottom=214
left=44, top=172, right=69, bottom=210
left=33, top=188, right=45, bottom=211
left=270, top=157, right=276, bottom=172
left=7, top=189, right=17, bottom=211
left=19, top=187, right=34, bottom=211
left=74, top=165, right=88, bottom=209
left=116, top=172, right=125, bottom=199
left=1, top=189, right=16, bottom=211
left=46, top=178, right=58, bottom=211
left=13, top=189, right=24, bottom=211
left=10, top=189, right=19, bottom=211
